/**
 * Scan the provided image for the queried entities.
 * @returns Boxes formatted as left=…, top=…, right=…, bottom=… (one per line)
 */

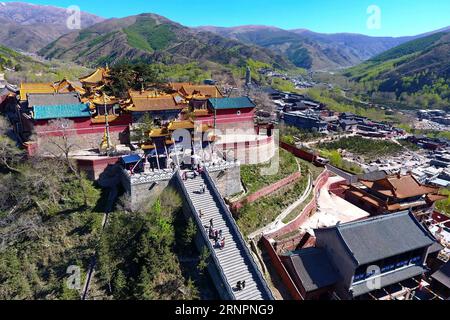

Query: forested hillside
left=344, top=32, right=450, bottom=109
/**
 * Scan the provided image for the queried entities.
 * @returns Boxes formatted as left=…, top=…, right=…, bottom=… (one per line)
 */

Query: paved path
left=248, top=173, right=312, bottom=239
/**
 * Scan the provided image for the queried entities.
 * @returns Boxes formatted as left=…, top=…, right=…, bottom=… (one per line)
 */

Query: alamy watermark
left=173, top=124, right=280, bottom=177
left=66, top=265, right=81, bottom=290
left=367, top=5, right=382, bottom=30
left=66, top=5, right=81, bottom=30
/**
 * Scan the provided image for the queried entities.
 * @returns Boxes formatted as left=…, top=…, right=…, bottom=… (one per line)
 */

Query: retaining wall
left=325, top=164, right=358, bottom=184
left=280, top=141, right=317, bottom=163
left=230, top=171, right=302, bottom=213
left=266, top=170, right=330, bottom=239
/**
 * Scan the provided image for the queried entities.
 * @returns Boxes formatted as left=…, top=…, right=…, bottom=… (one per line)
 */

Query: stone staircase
left=182, top=172, right=273, bottom=300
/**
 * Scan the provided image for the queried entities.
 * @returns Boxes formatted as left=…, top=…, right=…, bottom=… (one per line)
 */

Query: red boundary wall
left=273, top=232, right=316, bottom=254
left=260, top=236, right=304, bottom=300
left=76, top=156, right=121, bottom=180
left=280, top=141, right=317, bottom=164
left=230, top=171, right=302, bottom=212
left=266, top=170, right=330, bottom=239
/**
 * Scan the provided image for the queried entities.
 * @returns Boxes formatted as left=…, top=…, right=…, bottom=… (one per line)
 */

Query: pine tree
left=113, top=270, right=127, bottom=299
left=136, top=266, right=155, bottom=300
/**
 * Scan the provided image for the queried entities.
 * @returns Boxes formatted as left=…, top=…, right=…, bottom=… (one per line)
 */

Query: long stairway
left=181, top=171, right=273, bottom=300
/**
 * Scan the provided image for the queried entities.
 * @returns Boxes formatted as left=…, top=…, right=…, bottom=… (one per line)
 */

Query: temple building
left=342, top=174, right=446, bottom=220
left=18, top=79, right=85, bottom=102
left=19, top=92, right=91, bottom=152
left=79, top=66, right=110, bottom=94
left=178, top=84, right=223, bottom=109
left=0, top=73, right=18, bottom=112
left=282, top=211, right=441, bottom=300
left=124, top=89, right=186, bottom=125
left=193, top=97, right=257, bottom=131
left=17, top=68, right=131, bottom=155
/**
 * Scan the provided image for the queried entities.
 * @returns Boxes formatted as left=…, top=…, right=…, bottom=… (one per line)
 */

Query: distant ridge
left=0, top=1, right=104, bottom=52
left=196, top=24, right=449, bottom=70
left=39, top=13, right=293, bottom=69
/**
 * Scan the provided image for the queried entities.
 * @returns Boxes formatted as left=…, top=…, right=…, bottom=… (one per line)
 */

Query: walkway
left=182, top=172, right=273, bottom=300
left=248, top=174, right=312, bottom=239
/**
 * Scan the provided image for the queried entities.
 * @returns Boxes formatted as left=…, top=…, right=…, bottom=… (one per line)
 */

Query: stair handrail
left=175, top=170, right=236, bottom=299
left=202, top=170, right=275, bottom=300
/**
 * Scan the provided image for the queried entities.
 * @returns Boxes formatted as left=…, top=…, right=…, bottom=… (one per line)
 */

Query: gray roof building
left=27, top=92, right=82, bottom=107
left=319, top=211, right=436, bottom=266
left=280, top=211, right=441, bottom=299
left=282, top=248, right=340, bottom=294
left=431, top=261, right=450, bottom=291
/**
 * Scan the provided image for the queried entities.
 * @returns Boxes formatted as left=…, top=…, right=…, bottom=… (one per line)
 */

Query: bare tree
left=249, top=89, right=274, bottom=113
left=37, top=119, right=89, bottom=207
left=0, top=116, right=24, bottom=173
left=0, top=136, right=24, bottom=174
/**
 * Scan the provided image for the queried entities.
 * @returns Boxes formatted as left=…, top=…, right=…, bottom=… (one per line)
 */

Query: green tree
left=113, top=270, right=127, bottom=298
left=182, top=218, right=197, bottom=248
left=131, top=113, right=155, bottom=144
left=135, top=266, right=155, bottom=300
left=197, top=247, right=210, bottom=274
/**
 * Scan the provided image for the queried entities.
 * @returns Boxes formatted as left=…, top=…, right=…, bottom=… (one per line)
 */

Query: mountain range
left=38, top=13, right=292, bottom=69
left=0, top=2, right=449, bottom=72
left=195, top=25, right=419, bottom=70
left=0, top=2, right=103, bottom=52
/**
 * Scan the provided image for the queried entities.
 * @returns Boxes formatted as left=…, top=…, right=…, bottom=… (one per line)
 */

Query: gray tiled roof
left=316, top=211, right=436, bottom=266
left=431, top=261, right=450, bottom=289
left=358, top=171, right=388, bottom=182
left=283, top=248, right=340, bottom=292
left=28, top=93, right=81, bottom=107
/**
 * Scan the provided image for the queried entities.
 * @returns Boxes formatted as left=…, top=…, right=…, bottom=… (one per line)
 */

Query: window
left=353, top=265, right=368, bottom=283
left=237, top=110, right=241, bottom=116
left=396, top=260, right=409, bottom=268
left=410, top=256, right=421, bottom=264
left=381, top=264, right=395, bottom=273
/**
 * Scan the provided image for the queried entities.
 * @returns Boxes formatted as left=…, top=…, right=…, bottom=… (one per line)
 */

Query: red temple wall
left=260, top=236, right=304, bottom=300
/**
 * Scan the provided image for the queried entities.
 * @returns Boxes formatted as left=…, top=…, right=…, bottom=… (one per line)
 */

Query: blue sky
left=4, top=0, right=450, bottom=37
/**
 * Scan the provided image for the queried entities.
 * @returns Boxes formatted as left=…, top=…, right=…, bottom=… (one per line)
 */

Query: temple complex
left=16, top=68, right=130, bottom=155
left=11, top=66, right=275, bottom=178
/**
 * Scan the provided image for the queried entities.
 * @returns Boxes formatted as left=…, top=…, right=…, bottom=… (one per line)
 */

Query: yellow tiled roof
left=20, top=80, right=85, bottom=101
left=90, top=94, right=120, bottom=106
left=193, top=109, right=210, bottom=117
left=127, top=90, right=184, bottom=112
left=167, top=120, right=211, bottom=131
left=20, top=83, right=56, bottom=101
left=179, top=85, right=223, bottom=99
left=141, top=144, right=156, bottom=150
left=167, top=120, right=195, bottom=130
left=149, top=128, right=169, bottom=138
left=79, top=67, right=109, bottom=84
left=91, top=115, right=119, bottom=124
